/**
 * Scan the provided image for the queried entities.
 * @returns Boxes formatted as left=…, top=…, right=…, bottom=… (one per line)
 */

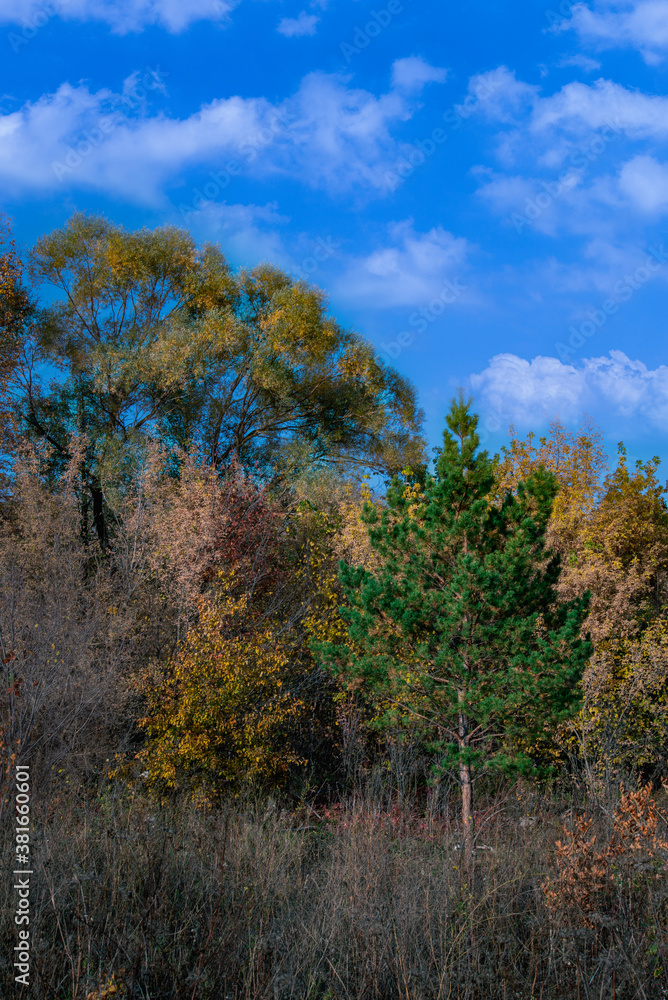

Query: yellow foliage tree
left=0, top=218, right=30, bottom=388
left=497, top=420, right=668, bottom=643
left=581, top=449, right=668, bottom=636
left=132, top=473, right=387, bottom=798
left=498, top=419, right=668, bottom=779
left=138, top=585, right=307, bottom=795
left=0, top=218, right=32, bottom=489
left=580, top=617, right=668, bottom=778
left=496, top=416, right=606, bottom=567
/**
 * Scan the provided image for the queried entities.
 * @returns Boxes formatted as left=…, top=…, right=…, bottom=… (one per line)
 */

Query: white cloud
left=557, top=53, right=603, bottom=71
left=473, top=163, right=630, bottom=242
left=562, top=1, right=668, bottom=63
left=335, top=220, right=472, bottom=307
left=391, top=57, right=448, bottom=93
left=474, top=170, right=547, bottom=216
left=173, top=199, right=342, bottom=278
left=466, top=68, right=668, bottom=248
left=531, top=77, right=668, bottom=138
left=0, top=81, right=275, bottom=203
left=0, top=66, right=447, bottom=201
left=0, top=0, right=234, bottom=33
left=277, top=11, right=319, bottom=37
left=617, top=154, right=668, bottom=212
left=462, top=66, right=539, bottom=123
left=271, top=72, right=413, bottom=194
left=471, top=354, right=587, bottom=424
left=177, top=201, right=290, bottom=267
left=471, top=350, right=668, bottom=429
left=466, top=67, right=668, bottom=155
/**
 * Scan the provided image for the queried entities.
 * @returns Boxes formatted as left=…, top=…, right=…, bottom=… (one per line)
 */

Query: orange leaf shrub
left=543, top=785, right=668, bottom=928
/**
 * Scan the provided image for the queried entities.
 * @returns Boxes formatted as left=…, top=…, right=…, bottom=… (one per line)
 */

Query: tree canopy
left=22, top=214, right=424, bottom=509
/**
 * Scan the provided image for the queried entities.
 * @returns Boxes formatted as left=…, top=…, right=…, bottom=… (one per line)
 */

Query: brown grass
left=2, top=781, right=668, bottom=999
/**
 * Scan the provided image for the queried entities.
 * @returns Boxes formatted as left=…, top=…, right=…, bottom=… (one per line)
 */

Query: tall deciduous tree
left=0, top=218, right=32, bottom=482
left=0, top=218, right=30, bottom=374
left=497, top=423, right=668, bottom=642
left=495, top=417, right=607, bottom=562
left=23, top=214, right=424, bottom=548
left=320, top=395, right=591, bottom=867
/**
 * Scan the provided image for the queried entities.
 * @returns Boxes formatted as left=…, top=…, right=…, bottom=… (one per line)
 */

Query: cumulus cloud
left=466, top=67, right=668, bottom=158
left=471, top=353, right=588, bottom=424
left=277, top=11, right=319, bottom=37
left=461, top=66, right=539, bottom=123
left=391, top=57, right=448, bottom=93
left=272, top=71, right=412, bottom=194
left=335, top=220, right=472, bottom=307
left=0, top=80, right=274, bottom=203
left=177, top=201, right=290, bottom=267
left=465, top=66, right=668, bottom=249
left=0, top=65, right=448, bottom=201
left=531, top=77, right=668, bottom=138
left=617, top=154, right=668, bottom=212
left=0, top=0, right=235, bottom=34
left=172, top=198, right=342, bottom=277
left=557, top=53, right=603, bottom=71
left=473, top=162, right=628, bottom=242
left=474, top=170, right=549, bottom=216
left=560, top=1, right=668, bottom=63
left=470, top=350, right=668, bottom=429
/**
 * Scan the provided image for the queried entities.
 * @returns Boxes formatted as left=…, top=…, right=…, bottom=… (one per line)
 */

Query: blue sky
left=2, top=0, right=668, bottom=464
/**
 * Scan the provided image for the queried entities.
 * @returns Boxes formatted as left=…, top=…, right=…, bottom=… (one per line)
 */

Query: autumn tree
left=137, top=588, right=309, bottom=795
left=495, top=417, right=607, bottom=565
left=496, top=421, right=668, bottom=787
left=319, top=395, right=591, bottom=867
left=0, top=218, right=32, bottom=486
left=132, top=460, right=358, bottom=796
left=498, top=423, right=668, bottom=643
left=580, top=617, right=668, bottom=783
left=22, top=213, right=424, bottom=548
left=580, top=448, right=668, bottom=638
left=0, top=218, right=30, bottom=386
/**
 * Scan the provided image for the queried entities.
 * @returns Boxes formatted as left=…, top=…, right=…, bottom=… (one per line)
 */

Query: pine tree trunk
left=459, top=545, right=474, bottom=872
left=458, top=690, right=474, bottom=875
left=459, top=752, right=474, bottom=872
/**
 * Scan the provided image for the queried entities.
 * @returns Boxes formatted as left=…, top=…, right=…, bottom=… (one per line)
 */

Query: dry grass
left=2, top=781, right=668, bottom=999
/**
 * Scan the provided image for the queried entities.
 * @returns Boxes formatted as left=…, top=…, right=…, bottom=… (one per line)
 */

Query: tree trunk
left=460, top=757, right=474, bottom=874
left=458, top=692, right=474, bottom=876
left=459, top=549, right=474, bottom=872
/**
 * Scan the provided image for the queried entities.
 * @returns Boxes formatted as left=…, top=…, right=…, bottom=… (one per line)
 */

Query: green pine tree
left=320, top=393, right=591, bottom=866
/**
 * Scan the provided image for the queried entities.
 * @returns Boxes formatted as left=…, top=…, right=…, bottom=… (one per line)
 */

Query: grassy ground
left=2, top=781, right=668, bottom=999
